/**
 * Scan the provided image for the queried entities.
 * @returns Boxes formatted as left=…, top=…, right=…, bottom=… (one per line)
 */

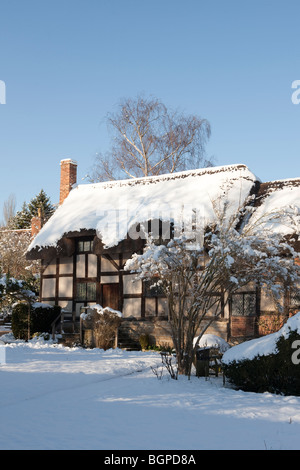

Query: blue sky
left=0, top=0, right=300, bottom=215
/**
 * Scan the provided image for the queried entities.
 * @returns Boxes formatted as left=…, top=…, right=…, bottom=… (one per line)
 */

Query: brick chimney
left=59, top=159, right=77, bottom=205
left=31, top=207, right=44, bottom=238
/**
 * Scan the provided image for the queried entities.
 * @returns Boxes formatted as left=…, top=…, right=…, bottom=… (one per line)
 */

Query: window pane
left=83, top=241, right=91, bottom=252
left=207, top=295, right=222, bottom=316
left=76, top=282, right=97, bottom=301
left=78, top=241, right=84, bottom=253
left=231, top=294, right=244, bottom=316
left=77, top=239, right=94, bottom=253
left=244, top=293, right=256, bottom=316
left=76, top=283, right=86, bottom=301
left=144, top=280, right=164, bottom=297
left=87, top=282, right=97, bottom=301
left=291, top=291, right=300, bottom=308
left=231, top=293, right=256, bottom=316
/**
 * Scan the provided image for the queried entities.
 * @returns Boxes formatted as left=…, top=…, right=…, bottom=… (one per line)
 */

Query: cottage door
left=102, top=283, right=119, bottom=311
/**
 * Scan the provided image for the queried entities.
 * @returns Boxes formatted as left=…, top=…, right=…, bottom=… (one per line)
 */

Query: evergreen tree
left=13, top=202, right=32, bottom=229
left=27, top=189, right=55, bottom=220
left=11, top=190, right=55, bottom=229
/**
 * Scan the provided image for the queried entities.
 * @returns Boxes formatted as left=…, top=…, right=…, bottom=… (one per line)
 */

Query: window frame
left=289, top=290, right=300, bottom=309
left=76, top=238, right=94, bottom=254
left=75, top=281, right=97, bottom=302
left=144, top=279, right=165, bottom=298
left=230, top=291, right=257, bottom=317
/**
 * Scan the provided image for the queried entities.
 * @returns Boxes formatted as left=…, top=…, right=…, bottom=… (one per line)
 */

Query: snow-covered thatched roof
left=27, top=164, right=259, bottom=254
left=248, top=178, right=300, bottom=237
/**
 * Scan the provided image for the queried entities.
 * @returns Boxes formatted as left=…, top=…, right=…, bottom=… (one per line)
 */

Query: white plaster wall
left=76, top=254, right=85, bottom=278
left=88, top=254, right=98, bottom=278
left=58, top=276, right=73, bottom=298
left=43, top=259, right=56, bottom=275
left=123, top=274, right=142, bottom=295
left=101, top=275, right=119, bottom=284
left=260, top=286, right=283, bottom=312
left=42, top=278, right=56, bottom=298
left=59, top=257, right=73, bottom=274
left=235, top=282, right=256, bottom=293
left=101, top=256, right=118, bottom=272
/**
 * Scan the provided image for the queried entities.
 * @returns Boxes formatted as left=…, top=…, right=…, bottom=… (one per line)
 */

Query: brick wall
left=118, top=317, right=229, bottom=348
left=230, top=316, right=257, bottom=338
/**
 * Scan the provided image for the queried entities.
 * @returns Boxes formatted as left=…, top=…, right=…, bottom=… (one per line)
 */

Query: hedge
left=222, top=329, right=300, bottom=396
left=11, top=302, right=61, bottom=340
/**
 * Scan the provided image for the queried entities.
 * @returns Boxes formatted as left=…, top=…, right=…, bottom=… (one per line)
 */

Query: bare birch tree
left=1, top=193, right=16, bottom=227
left=89, top=95, right=212, bottom=181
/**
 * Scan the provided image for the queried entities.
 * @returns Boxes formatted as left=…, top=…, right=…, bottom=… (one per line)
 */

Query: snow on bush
left=222, top=311, right=300, bottom=364
left=80, top=304, right=123, bottom=350
left=193, top=334, right=230, bottom=353
left=80, top=304, right=123, bottom=320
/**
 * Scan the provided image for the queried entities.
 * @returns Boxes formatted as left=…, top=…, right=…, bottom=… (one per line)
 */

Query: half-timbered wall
left=40, top=237, right=298, bottom=341
left=40, top=243, right=169, bottom=320
left=40, top=242, right=255, bottom=326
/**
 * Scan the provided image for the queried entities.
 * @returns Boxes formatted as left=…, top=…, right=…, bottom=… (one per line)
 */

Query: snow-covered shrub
left=193, top=334, right=230, bottom=353
left=32, top=332, right=50, bottom=341
left=222, top=313, right=300, bottom=396
left=82, top=305, right=122, bottom=350
left=11, top=302, right=61, bottom=340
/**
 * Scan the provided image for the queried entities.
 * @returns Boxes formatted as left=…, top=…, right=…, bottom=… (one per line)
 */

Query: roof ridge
left=78, top=163, right=253, bottom=191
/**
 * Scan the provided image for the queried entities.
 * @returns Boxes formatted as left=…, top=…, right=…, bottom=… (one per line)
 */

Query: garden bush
left=11, top=302, right=61, bottom=340
left=89, top=306, right=123, bottom=350
left=222, top=329, right=300, bottom=396
left=139, top=333, right=150, bottom=350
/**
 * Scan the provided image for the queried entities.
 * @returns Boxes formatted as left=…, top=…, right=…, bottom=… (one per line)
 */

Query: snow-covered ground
left=1, top=337, right=300, bottom=450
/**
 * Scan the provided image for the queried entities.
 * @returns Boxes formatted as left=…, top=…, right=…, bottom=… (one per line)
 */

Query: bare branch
left=89, top=94, right=212, bottom=182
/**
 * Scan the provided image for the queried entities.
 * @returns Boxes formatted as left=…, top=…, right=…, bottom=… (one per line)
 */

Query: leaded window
left=76, top=282, right=97, bottom=301
left=290, top=290, right=300, bottom=308
left=77, top=239, right=94, bottom=253
left=231, top=292, right=257, bottom=316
